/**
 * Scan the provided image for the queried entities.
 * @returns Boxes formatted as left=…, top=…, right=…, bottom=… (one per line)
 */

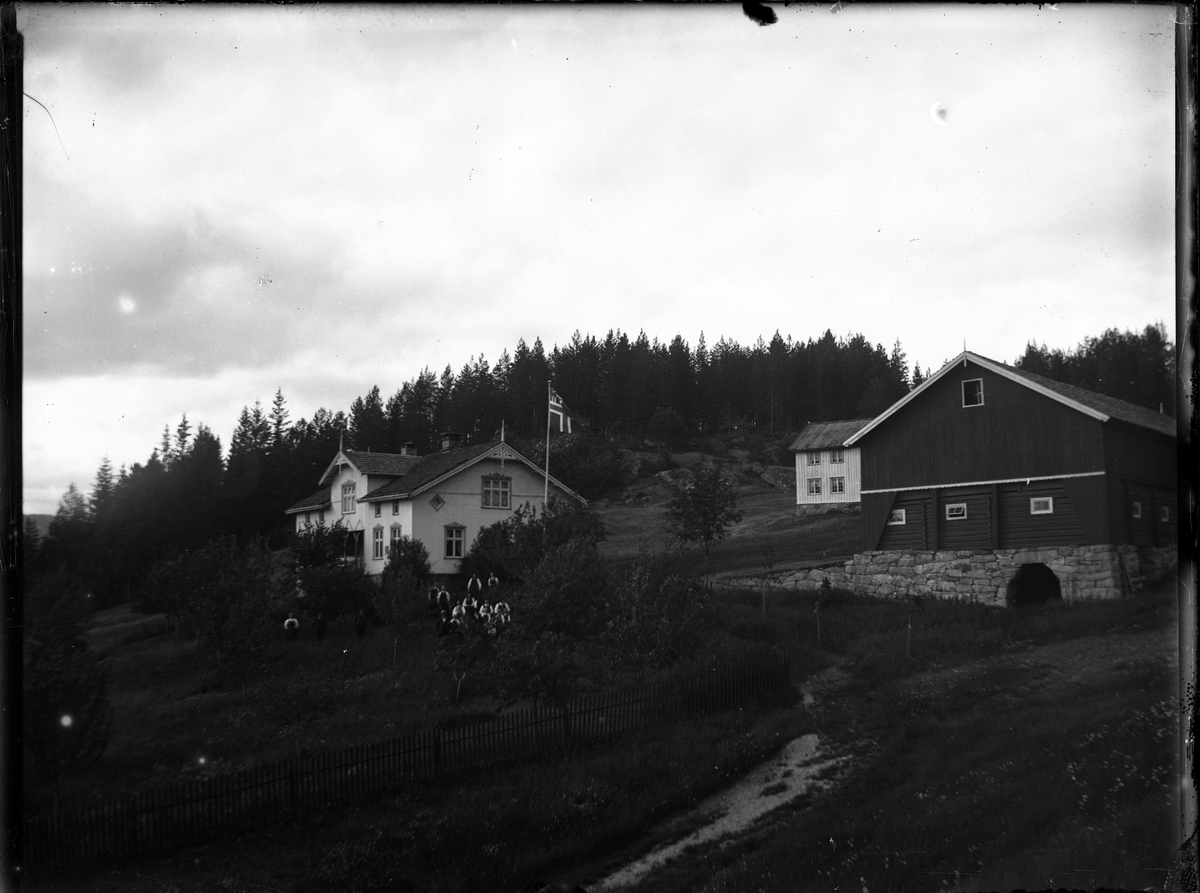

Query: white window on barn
left=374, top=503, right=382, bottom=518
left=1132, top=501, right=1142, bottom=519
left=806, top=452, right=821, bottom=466
left=945, top=503, right=968, bottom=520
left=830, top=449, right=845, bottom=464
left=807, top=478, right=822, bottom=495
left=962, top=379, right=984, bottom=407
left=1160, top=505, right=1170, bottom=523
left=482, top=476, right=511, bottom=509
left=830, top=477, right=845, bottom=494
left=372, top=526, right=385, bottom=560
left=1030, top=497, right=1054, bottom=515
left=887, top=509, right=906, bottom=525
left=392, top=500, right=400, bottom=515
left=445, top=525, right=465, bottom=559
left=341, top=483, right=356, bottom=514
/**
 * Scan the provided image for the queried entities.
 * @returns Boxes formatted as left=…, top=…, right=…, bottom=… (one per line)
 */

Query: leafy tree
left=602, top=547, right=706, bottom=678
left=649, top=406, right=688, bottom=448
left=24, top=573, right=113, bottom=807
left=664, top=460, right=742, bottom=588
left=433, top=622, right=492, bottom=704
left=461, top=497, right=606, bottom=584
left=374, top=536, right=433, bottom=664
left=290, top=522, right=377, bottom=622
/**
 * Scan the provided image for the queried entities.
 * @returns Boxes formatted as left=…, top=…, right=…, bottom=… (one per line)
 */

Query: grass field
left=30, top=570, right=1184, bottom=893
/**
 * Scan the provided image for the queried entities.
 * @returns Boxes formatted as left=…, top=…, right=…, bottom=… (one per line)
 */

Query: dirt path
left=579, top=667, right=854, bottom=892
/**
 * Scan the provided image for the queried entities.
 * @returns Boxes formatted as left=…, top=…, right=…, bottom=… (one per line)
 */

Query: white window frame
left=374, top=503, right=381, bottom=518
left=482, top=476, right=511, bottom=509
left=372, top=526, right=384, bottom=560
left=806, top=452, right=821, bottom=466
left=830, top=449, right=845, bottom=464
left=1132, top=501, right=1142, bottom=519
left=830, top=476, right=845, bottom=495
left=962, top=379, right=984, bottom=408
left=945, top=502, right=968, bottom=520
left=807, top=478, right=822, bottom=495
left=887, top=509, right=906, bottom=525
left=1160, top=505, right=1170, bottom=523
left=304, top=512, right=311, bottom=525
left=445, top=525, right=465, bottom=559
left=318, top=510, right=325, bottom=524
left=390, top=524, right=403, bottom=548
left=392, top=500, right=400, bottom=516
left=1030, top=497, right=1054, bottom=515
left=341, top=482, right=356, bottom=514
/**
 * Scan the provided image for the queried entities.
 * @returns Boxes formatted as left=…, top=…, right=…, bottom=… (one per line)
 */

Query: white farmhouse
left=788, top=419, right=873, bottom=507
left=285, top=432, right=581, bottom=577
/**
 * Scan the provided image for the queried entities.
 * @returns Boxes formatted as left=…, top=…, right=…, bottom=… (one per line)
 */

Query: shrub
left=460, top=497, right=607, bottom=585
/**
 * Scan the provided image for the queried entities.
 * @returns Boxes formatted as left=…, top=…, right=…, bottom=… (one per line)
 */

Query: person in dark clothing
left=436, top=585, right=452, bottom=621
left=467, top=573, right=483, bottom=599
left=354, top=611, right=368, bottom=638
left=314, top=613, right=328, bottom=640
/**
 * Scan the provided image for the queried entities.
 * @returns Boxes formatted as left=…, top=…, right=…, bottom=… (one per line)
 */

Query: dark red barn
left=842, top=351, right=1176, bottom=604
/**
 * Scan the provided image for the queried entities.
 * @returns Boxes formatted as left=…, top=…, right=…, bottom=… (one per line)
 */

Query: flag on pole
left=548, top=386, right=590, bottom=434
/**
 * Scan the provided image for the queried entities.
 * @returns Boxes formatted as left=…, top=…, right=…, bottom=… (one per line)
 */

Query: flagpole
left=544, top=380, right=552, bottom=504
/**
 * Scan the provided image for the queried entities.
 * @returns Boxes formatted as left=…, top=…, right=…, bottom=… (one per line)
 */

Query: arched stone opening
left=1006, top=562, right=1062, bottom=608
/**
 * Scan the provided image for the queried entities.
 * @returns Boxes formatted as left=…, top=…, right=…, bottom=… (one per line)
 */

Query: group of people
left=430, top=572, right=511, bottom=637
left=282, top=610, right=366, bottom=640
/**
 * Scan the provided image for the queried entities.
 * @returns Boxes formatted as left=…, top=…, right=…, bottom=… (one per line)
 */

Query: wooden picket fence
left=24, top=649, right=790, bottom=873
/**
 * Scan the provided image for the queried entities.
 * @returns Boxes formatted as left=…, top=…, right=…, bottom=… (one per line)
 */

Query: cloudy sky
left=20, top=4, right=1177, bottom=515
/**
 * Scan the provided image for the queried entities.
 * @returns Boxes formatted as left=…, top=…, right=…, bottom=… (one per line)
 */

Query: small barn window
left=1160, top=505, right=1170, bottom=522
left=830, top=477, right=845, bottom=494
left=945, top=503, right=967, bottom=520
left=807, top=478, right=822, bottom=495
left=887, top=509, right=906, bottom=525
left=1030, top=497, right=1054, bottom=515
left=830, top=449, right=845, bottom=464
left=962, top=379, right=984, bottom=407
left=807, top=452, right=821, bottom=466
left=1132, top=501, right=1142, bottom=519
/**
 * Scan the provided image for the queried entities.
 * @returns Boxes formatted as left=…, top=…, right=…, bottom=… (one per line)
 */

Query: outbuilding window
left=807, top=452, right=821, bottom=466
left=807, top=478, right=822, bottom=495
left=1132, top=501, right=1142, bottom=519
left=887, top=509, right=906, bottom=525
left=945, top=503, right=968, bottom=520
left=830, top=477, right=845, bottom=494
left=1030, top=497, right=1054, bottom=515
left=962, top=379, right=984, bottom=407
left=1160, top=505, right=1170, bottom=523
left=830, top=450, right=845, bottom=464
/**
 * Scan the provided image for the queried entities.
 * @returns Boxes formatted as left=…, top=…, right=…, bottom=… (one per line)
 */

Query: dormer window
left=962, top=379, right=984, bottom=407
left=342, top=482, right=356, bottom=514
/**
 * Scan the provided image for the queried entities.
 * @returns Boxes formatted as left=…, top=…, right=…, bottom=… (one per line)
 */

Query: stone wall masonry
left=719, top=544, right=1177, bottom=606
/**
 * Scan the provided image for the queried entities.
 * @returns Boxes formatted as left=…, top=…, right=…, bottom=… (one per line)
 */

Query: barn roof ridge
left=846, top=350, right=1176, bottom=445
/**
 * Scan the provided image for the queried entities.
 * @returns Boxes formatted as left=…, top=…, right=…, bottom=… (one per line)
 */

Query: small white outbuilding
left=788, top=418, right=873, bottom=507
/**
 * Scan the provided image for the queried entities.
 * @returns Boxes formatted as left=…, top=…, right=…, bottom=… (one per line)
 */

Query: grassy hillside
left=29, top=577, right=1181, bottom=893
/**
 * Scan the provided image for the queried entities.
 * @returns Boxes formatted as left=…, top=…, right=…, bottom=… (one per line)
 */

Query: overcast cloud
left=20, top=4, right=1177, bottom=514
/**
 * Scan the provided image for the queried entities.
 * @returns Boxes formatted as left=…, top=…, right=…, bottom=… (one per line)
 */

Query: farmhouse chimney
left=441, top=431, right=463, bottom=451
left=400, top=442, right=418, bottom=456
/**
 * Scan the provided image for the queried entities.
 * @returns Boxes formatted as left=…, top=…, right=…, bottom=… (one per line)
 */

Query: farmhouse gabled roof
left=846, top=350, right=1177, bottom=445
left=359, top=439, right=583, bottom=503
left=285, top=488, right=332, bottom=515
left=318, top=449, right=422, bottom=485
left=788, top=419, right=874, bottom=452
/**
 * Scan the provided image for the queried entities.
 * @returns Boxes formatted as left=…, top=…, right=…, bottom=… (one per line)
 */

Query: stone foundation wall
left=722, top=544, right=1177, bottom=606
